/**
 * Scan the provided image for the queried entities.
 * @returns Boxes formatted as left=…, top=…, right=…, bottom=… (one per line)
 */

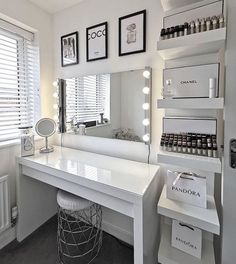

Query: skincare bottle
left=160, top=28, right=166, bottom=40
left=209, top=78, right=217, bottom=98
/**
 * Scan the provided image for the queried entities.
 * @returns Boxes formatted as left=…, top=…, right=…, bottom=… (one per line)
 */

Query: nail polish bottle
left=197, top=141, right=202, bottom=155
left=212, top=16, right=218, bottom=30
left=166, top=28, right=171, bottom=39
left=174, top=26, right=179, bottom=38
left=160, top=28, right=166, bottom=40
left=206, top=17, right=212, bottom=31
left=207, top=142, right=213, bottom=157
left=213, top=143, right=218, bottom=158
left=219, top=14, right=224, bottom=28
left=173, top=141, right=177, bottom=152
left=200, top=18, right=206, bottom=32
left=164, top=141, right=168, bottom=151
left=184, top=22, right=189, bottom=35
left=187, top=141, right=192, bottom=154
left=195, top=19, right=200, bottom=33
left=190, top=21, right=195, bottom=34
left=202, top=143, right=207, bottom=156
left=179, top=25, right=184, bottom=37
left=170, top=27, right=175, bottom=38
left=182, top=141, right=187, bottom=153
left=178, top=141, right=182, bottom=152
left=192, top=140, right=197, bottom=155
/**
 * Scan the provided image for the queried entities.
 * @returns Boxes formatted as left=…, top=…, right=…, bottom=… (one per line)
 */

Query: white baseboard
left=0, top=226, right=16, bottom=250
left=102, top=220, right=133, bottom=246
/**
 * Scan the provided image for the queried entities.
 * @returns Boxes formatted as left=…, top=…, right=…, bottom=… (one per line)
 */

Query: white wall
left=0, top=0, right=53, bottom=244
left=53, top=0, right=164, bottom=243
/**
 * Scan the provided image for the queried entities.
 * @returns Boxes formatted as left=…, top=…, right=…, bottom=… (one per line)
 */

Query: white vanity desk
left=16, top=146, right=161, bottom=264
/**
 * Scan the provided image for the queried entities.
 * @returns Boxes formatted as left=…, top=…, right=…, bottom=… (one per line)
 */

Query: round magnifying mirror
left=35, top=118, right=56, bottom=153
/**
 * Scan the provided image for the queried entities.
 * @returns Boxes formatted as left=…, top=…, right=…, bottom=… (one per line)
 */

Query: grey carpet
left=0, top=216, right=133, bottom=264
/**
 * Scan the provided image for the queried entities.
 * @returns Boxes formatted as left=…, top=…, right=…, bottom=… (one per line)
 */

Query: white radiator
left=0, top=175, right=10, bottom=233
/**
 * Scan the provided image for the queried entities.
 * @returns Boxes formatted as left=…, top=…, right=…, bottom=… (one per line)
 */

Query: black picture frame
left=61, top=31, right=79, bottom=67
left=119, top=10, right=146, bottom=56
left=86, top=22, right=108, bottom=62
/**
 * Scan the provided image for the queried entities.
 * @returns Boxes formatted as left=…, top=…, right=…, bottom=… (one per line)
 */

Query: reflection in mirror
left=65, top=67, right=151, bottom=143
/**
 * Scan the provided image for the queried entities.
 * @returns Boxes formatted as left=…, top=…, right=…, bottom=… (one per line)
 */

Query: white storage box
left=163, top=1, right=223, bottom=28
left=172, top=219, right=202, bottom=259
left=163, top=64, right=219, bottom=98
left=167, top=170, right=207, bottom=208
left=163, top=117, right=217, bottom=135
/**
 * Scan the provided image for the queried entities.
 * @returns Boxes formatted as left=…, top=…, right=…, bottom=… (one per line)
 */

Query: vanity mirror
left=61, top=67, right=151, bottom=143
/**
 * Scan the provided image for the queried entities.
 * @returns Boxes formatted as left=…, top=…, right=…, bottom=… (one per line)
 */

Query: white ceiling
left=28, top=0, right=84, bottom=14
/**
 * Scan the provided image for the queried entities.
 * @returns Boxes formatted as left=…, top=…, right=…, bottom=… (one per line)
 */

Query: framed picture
left=61, top=32, right=79, bottom=67
left=119, top=10, right=146, bottom=56
left=86, top=22, right=108, bottom=62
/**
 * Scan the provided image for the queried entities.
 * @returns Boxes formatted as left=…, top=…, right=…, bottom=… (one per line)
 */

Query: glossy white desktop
left=16, top=146, right=161, bottom=264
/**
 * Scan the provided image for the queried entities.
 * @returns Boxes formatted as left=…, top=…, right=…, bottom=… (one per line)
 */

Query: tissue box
left=167, top=170, right=207, bottom=208
left=172, top=220, right=202, bottom=259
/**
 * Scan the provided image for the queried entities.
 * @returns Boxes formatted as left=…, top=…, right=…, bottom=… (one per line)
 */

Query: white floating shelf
left=157, top=28, right=226, bottom=60
left=157, top=150, right=222, bottom=173
left=158, top=185, right=220, bottom=234
left=158, top=224, right=215, bottom=264
left=157, top=98, right=224, bottom=109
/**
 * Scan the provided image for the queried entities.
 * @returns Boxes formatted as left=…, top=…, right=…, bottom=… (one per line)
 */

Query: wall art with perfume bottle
left=160, top=1, right=224, bottom=40
left=162, top=63, right=219, bottom=99
left=160, top=117, right=218, bottom=158
left=119, top=10, right=146, bottom=56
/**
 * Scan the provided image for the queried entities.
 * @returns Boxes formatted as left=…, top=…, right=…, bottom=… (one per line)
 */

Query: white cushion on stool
left=57, top=190, right=92, bottom=211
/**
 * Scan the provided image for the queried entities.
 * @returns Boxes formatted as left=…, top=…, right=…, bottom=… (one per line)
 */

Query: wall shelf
left=157, top=98, right=224, bottom=109
left=158, top=185, right=220, bottom=234
left=158, top=224, right=215, bottom=264
left=157, top=150, right=221, bottom=173
left=157, top=28, right=226, bottom=60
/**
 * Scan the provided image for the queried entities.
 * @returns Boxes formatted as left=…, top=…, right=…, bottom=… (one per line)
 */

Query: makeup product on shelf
left=173, top=141, right=177, bottom=152
left=209, top=78, right=217, bottom=98
left=206, top=17, right=212, bottom=31
left=182, top=141, right=187, bottom=153
left=187, top=141, right=192, bottom=154
left=190, top=21, right=195, bottom=34
left=179, top=25, right=184, bottom=37
left=160, top=28, right=166, bottom=40
left=212, top=16, right=218, bottom=30
left=195, top=19, right=200, bottom=33
left=219, top=14, right=224, bottom=28
left=170, top=27, right=175, bottom=38
left=184, top=22, right=189, bottom=35
left=200, top=18, right=206, bottom=32
left=202, top=143, right=207, bottom=156
left=213, top=143, right=218, bottom=158
left=208, top=142, right=213, bottom=157
left=192, top=140, right=197, bottom=154
left=177, top=141, right=182, bottom=152
left=166, top=28, right=170, bottom=39
left=174, top=26, right=179, bottom=38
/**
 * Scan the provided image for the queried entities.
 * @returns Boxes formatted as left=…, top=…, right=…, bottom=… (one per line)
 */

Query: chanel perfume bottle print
left=126, top=23, right=137, bottom=44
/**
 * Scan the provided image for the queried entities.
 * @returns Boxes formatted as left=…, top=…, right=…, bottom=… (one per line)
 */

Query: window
left=66, top=74, right=110, bottom=125
left=0, top=21, right=40, bottom=142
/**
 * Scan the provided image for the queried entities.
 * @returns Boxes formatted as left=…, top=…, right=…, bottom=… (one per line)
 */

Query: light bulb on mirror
left=142, top=103, right=150, bottom=110
left=143, top=70, right=150, bottom=79
left=53, top=81, right=58, bottom=88
left=142, top=87, right=150, bottom=95
left=53, top=115, right=58, bottom=121
left=143, top=134, right=150, bottom=142
left=53, top=92, right=58, bottom=98
left=53, top=104, right=58, bottom=110
left=142, top=119, right=150, bottom=126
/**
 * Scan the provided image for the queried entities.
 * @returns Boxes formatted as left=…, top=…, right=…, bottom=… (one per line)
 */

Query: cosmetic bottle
left=166, top=28, right=170, bottom=39
left=174, top=26, right=179, bottom=38
left=192, top=140, right=197, bottom=155
left=177, top=141, right=182, bottom=152
left=212, top=16, right=218, bottom=30
left=190, top=21, right=195, bottom=34
left=187, top=141, right=192, bottom=154
left=213, top=143, right=218, bottom=158
left=219, top=14, right=224, bottom=28
left=160, top=28, right=166, bottom=40
left=170, top=27, right=175, bottom=38
left=206, top=17, right=212, bottom=31
left=173, top=141, right=177, bottom=152
left=209, top=78, right=217, bottom=98
left=184, top=22, right=189, bottom=35
left=179, top=25, right=184, bottom=37
left=207, top=142, right=213, bottom=157
left=195, top=19, right=200, bottom=33
left=200, top=18, right=206, bottom=32
left=202, top=143, right=207, bottom=156
left=182, top=141, right=187, bottom=153
left=197, top=140, right=202, bottom=155
left=164, top=141, right=168, bottom=151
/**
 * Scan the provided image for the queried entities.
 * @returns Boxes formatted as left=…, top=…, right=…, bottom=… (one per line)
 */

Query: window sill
left=0, top=137, right=43, bottom=150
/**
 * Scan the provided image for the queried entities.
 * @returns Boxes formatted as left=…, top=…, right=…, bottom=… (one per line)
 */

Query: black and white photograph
left=119, top=10, right=146, bottom=56
left=86, top=22, right=108, bottom=62
left=61, top=31, right=79, bottom=67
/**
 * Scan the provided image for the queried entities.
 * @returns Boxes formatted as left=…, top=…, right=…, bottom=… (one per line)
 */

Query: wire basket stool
left=57, top=201, right=102, bottom=264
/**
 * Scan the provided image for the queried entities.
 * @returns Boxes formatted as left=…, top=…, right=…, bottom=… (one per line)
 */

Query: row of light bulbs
left=142, top=70, right=151, bottom=143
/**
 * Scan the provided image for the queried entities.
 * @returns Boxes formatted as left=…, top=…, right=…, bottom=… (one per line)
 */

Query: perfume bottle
left=126, top=23, right=137, bottom=44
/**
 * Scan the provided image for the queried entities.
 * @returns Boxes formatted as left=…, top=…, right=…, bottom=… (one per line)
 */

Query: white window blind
left=0, top=23, right=40, bottom=142
left=66, top=74, right=110, bottom=124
